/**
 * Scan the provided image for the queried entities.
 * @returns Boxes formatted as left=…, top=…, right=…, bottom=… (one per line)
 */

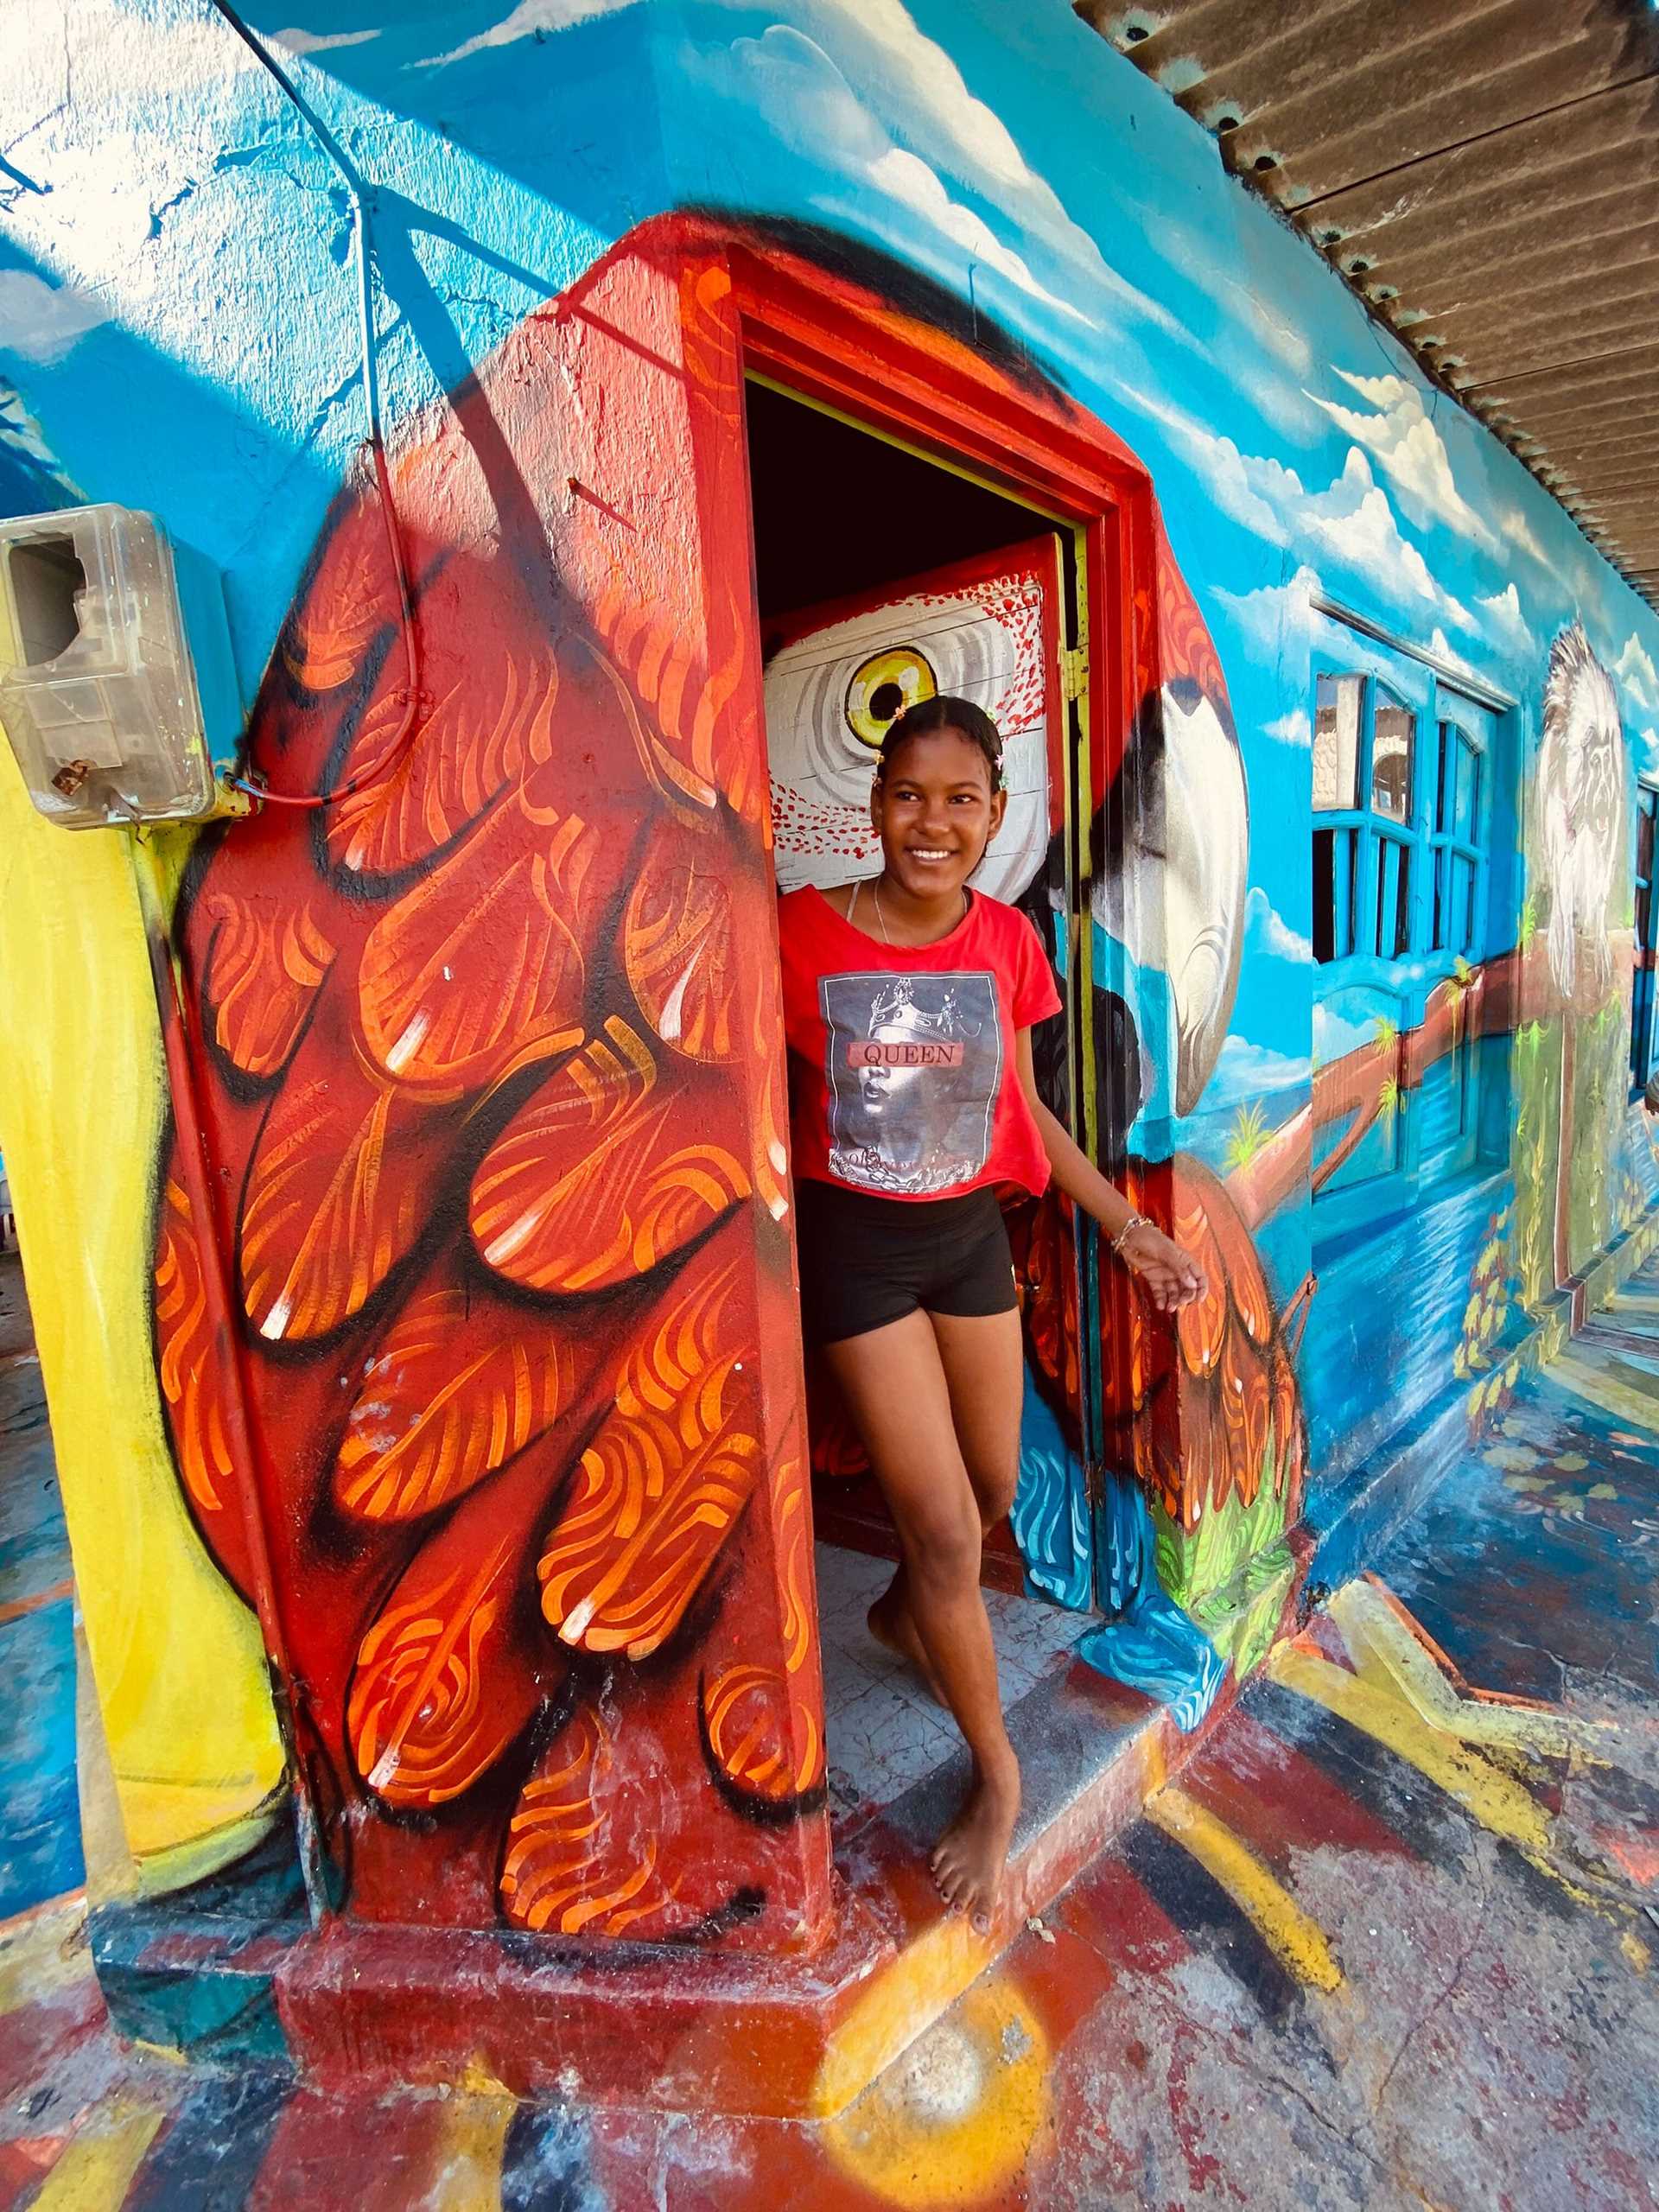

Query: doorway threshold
left=268, top=1560, right=1186, bottom=2121
left=98, top=1552, right=1194, bottom=2122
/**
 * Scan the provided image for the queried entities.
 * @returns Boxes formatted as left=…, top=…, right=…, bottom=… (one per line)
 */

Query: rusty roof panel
left=1079, top=0, right=1659, bottom=607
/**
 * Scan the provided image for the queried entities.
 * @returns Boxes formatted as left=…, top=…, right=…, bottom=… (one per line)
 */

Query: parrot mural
left=149, top=213, right=1309, bottom=1939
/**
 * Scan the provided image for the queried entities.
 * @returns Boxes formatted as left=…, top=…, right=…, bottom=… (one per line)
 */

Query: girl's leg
left=868, top=1306, right=1025, bottom=1697
left=823, top=1311, right=1020, bottom=1929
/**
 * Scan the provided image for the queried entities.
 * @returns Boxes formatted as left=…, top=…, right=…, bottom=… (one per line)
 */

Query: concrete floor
left=816, top=1540, right=1085, bottom=1817
left=3, top=1255, right=1658, bottom=2208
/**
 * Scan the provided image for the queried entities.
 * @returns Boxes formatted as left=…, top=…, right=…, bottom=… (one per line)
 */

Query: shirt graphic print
left=819, top=969, right=1002, bottom=1196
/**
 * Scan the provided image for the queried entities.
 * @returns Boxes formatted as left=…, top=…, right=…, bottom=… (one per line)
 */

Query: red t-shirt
left=776, top=885, right=1063, bottom=1203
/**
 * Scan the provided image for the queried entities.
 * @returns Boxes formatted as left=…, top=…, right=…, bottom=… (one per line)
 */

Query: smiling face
left=872, top=726, right=1007, bottom=903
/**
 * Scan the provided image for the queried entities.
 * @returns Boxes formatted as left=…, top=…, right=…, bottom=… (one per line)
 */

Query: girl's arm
left=1015, top=1029, right=1206, bottom=1313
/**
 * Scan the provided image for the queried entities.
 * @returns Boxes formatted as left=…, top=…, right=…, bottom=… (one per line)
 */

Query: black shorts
left=794, top=1180, right=1018, bottom=1345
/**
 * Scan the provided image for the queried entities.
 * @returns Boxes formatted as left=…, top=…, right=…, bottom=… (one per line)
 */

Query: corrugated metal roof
left=1079, top=0, right=1659, bottom=610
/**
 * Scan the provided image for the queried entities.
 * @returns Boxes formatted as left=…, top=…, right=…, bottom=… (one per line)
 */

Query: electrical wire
left=206, top=0, right=423, bottom=810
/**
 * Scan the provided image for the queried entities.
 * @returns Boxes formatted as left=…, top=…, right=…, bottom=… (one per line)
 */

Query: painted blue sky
left=5, top=0, right=1659, bottom=1109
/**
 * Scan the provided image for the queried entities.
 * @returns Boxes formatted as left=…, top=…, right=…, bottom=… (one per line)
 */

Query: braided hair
left=874, top=694, right=1006, bottom=794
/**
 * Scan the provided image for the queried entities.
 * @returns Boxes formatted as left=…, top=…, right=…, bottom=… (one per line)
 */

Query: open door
left=761, top=533, right=1099, bottom=1609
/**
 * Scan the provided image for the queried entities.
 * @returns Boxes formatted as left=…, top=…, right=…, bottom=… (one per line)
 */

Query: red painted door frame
left=706, top=226, right=1165, bottom=823
left=666, top=216, right=1173, bottom=1592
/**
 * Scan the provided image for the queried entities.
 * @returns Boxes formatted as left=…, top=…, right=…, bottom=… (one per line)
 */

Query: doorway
left=744, top=377, right=1098, bottom=1811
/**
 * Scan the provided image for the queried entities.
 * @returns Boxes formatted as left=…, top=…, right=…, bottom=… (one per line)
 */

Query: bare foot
left=868, top=1581, right=947, bottom=1706
left=929, top=1757, right=1020, bottom=1934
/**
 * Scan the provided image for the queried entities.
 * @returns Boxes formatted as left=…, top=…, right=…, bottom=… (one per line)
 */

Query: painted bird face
left=764, top=550, right=1054, bottom=905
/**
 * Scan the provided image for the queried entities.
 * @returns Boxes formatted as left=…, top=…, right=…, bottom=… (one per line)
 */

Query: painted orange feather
left=536, top=1229, right=762, bottom=1659
left=499, top=1704, right=695, bottom=1938
left=238, top=1003, right=452, bottom=1344
left=153, top=1174, right=253, bottom=1596
left=334, top=1284, right=591, bottom=1522
left=469, top=1020, right=750, bottom=1294
left=324, top=649, right=558, bottom=881
left=196, top=888, right=335, bottom=1081
left=346, top=1437, right=572, bottom=1808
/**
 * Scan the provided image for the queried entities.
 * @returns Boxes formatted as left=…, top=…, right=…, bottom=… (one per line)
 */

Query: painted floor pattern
left=2, top=1257, right=1658, bottom=2207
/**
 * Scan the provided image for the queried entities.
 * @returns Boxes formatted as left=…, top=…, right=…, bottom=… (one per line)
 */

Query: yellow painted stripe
left=812, top=1727, right=1171, bottom=2120
left=1146, top=1784, right=1342, bottom=1993
left=422, top=2087, right=515, bottom=2212
left=29, top=2098, right=168, bottom=2210
left=813, top=1910, right=995, bottom=2121
left=1331, top=1582, right=1602, bottom=1760
left=1268, top=1642, right=1560, bottom=1865
left=1546, top=1351, right=1659, bottom=1433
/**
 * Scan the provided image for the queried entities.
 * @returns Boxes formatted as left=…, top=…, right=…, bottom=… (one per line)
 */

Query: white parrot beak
left=1090, top=683, right=1249, bottom=1119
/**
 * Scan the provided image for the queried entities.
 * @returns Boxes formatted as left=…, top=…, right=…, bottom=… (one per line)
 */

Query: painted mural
left=147, top=227, right=838, bottom=1940
left=2, top=0, right=1659, bottom=1960
left=1511, top=624, right=1632, bottom=1311
left=131, top=209, right=1324, bottom=1932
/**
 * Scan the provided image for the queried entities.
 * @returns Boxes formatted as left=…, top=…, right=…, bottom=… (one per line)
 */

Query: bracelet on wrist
left=1111, top=1211, right=1152, bottom=1256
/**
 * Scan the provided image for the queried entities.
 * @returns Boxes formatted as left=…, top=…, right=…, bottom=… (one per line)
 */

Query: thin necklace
left=869, top=878, right=891, bottom=944
left=868, top=877, right=966, bottom=946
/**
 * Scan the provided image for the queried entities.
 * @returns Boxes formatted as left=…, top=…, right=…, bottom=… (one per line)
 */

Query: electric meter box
left=0, top=504, right=242, bottom=830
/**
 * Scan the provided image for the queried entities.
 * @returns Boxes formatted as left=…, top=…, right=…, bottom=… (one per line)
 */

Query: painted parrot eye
left=845, top=645, right=937, bottom=748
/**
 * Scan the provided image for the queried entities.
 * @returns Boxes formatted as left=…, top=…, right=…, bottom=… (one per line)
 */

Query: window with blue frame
left=1310, top=615, right=1502, bottom=1233
left=1430, top=716, right=1485, bottom=957
left=1633, top=785, right=1659, bottom=1096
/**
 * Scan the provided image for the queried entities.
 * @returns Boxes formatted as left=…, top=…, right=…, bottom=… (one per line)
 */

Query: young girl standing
left=777, top=695, right=1206, bottom=1931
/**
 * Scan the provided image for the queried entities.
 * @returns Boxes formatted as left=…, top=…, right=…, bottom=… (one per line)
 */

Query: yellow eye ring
left=845, top=645, right=938, bottom=749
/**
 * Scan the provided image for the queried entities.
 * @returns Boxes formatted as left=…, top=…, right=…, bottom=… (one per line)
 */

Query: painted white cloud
left=1300, top=450, right=1478, bottom=633
left=1637, top=728, right=1659, bottom=780
left=0, top=269, right=108, bottom=363
left=1202, top=1033, right=1308, bottom=1107
left=1182, top=431, right=1301, bottom=545
left=0, top=386, right=80, bottom=499
left=1264, top=707, right=1311, bottom=747
left=425, top=0, right=632, bottom=66
left=1313, top=1003, right=1376, bottom=1067
left=683, top=29, right=1081, bottom=320
left=1497, top=505, right=1547, bottom=564
left=1476, top=582, right=1532, bottom=660
left=1245, top=885, right=1313, bottom=965
left=271, top=26, right=379, bottom=56
left=1614, top=635, right=1659, bottom=715
left=867, top=148, right=1084, bottom=318
left=760, top=0, right=1179, bottom=334
left=1211, top=563, right=1321, bottom=664
left=1309, top=369, right=1493, bottom=550
left=1131, top=391, right=1300, bottom=543
left=429, top=0, right=1178, bottom=339
left=1119, top=199, right=1313, bottom=435
left=1141, top=387, right=1478, bottom=639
